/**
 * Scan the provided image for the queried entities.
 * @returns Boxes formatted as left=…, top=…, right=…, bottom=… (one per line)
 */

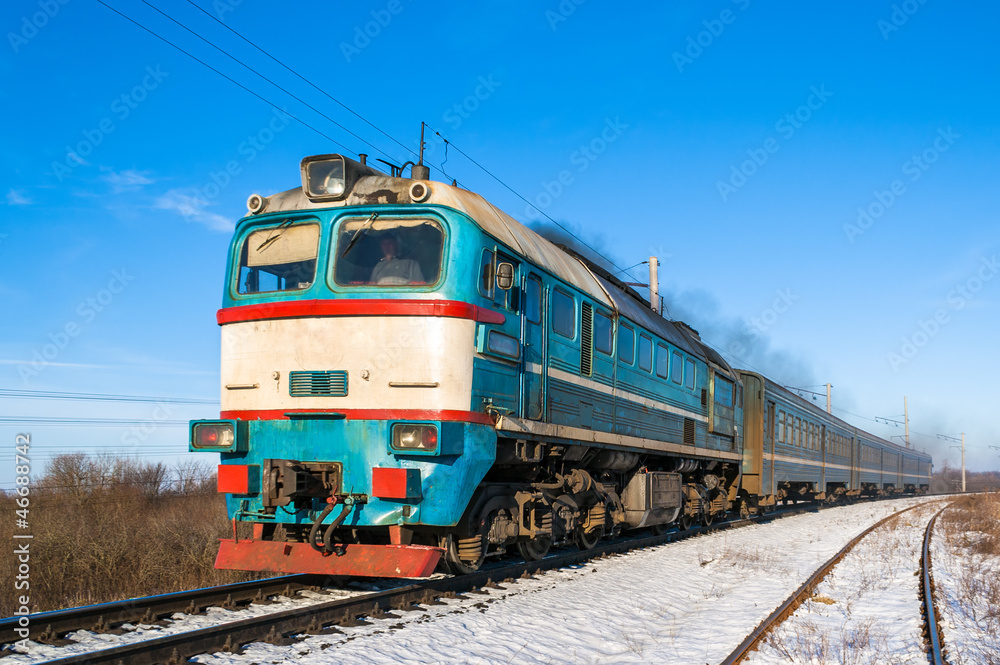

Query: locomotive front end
left=190, top=155, right=499, bottom=577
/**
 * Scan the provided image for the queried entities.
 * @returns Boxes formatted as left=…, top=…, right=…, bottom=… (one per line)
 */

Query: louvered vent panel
left=580, top=303, right=594, bottom=377
left=683, top=418, right=696, bottom=445
left=701, top=388, right=708, bottom=407
left=288, top=371, right=348, bottom=397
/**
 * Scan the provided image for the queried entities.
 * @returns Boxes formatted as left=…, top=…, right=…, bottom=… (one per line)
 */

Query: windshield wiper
left=256, top=219, right=293, bottom=253
left=340, top=212, right=379, bottom=258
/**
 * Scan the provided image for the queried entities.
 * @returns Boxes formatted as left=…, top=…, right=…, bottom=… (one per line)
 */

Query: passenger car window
left=552, top=290, right=575, bottom=338
left=238, top=222, right=319, bottom=294
left=638, top=335, right=652, bottom=372
left=618, top=325, right=635, bottom=364
left=655, top=343, right=669, bottom=378
left=594, top=311, right=613, bottom=355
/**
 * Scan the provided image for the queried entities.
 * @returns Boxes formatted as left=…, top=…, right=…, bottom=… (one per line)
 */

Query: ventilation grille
left=701, top=388, right=708, bottom=407
left=289, top=371, right=348, bottom=397
left=580, top=303, right=593, bottom=377
left=683, top=418, right=696, bottom=445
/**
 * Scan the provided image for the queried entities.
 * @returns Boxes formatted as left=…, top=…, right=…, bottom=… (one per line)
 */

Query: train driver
left=369, top=231, right=425, bottom=285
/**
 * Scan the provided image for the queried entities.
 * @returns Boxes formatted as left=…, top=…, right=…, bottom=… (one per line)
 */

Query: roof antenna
left=412, top=122, right=430, bottom=180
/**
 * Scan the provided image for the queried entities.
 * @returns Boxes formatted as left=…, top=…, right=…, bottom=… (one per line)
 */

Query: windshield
left=237, top=221, right=319, bottom=294
left=333, top=218, right=443, bottom=287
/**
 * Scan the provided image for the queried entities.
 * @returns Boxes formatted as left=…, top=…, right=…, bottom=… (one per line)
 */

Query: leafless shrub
left=936, top=492, right=1000, bottom=664
left=0, top=454, right=260, bottom=615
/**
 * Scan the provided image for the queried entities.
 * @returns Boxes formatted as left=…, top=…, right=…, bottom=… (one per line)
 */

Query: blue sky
left=2, top=0, right=998, bottom=487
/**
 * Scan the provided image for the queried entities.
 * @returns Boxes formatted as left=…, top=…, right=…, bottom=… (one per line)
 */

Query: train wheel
left=650, top=522, right=669, bottom=536
left=441, top=534, right=485, bottom=575
left=702, top=511, right=714, bottom=527
left=680, top=513, right=693, bottom=531
left=518, top=537, right=551, bottom=561
left=575, top=526, right=601, bottom=550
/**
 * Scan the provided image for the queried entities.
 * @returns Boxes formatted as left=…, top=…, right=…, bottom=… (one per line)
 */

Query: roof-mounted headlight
left=300, top=154, right=379, bottom=202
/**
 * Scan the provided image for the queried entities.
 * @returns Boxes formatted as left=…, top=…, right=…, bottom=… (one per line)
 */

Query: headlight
left=301, top=155, right=346, bottom=200
left=391, top=424, right=438, bottom=452
left=191, top=422, right=236, bottom=450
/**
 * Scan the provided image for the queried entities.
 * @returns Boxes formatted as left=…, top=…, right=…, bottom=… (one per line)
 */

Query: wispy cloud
left=155, top=188, right=232, bottom=232
left=6, top=190, right=32, bottom=205
left=101, top=168, right=155, bottom=193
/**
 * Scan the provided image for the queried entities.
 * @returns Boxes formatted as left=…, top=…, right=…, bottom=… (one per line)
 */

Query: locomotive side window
left=238, top=221, right=319, bottom=295
left=671, top=351, right=683, bottom=385
left=594, top=311, right=613, bottom=355
left=655, top=343, right=669, bottom=378
left=618, top=324, right=635, bottom=364
left=526, top=275, right=542, bottom=324
left=684, top=358, right=696, bottom=389
left=637, top=335, right=652, bottom=372
left=778, top=410, right=786, bottom=443
left=552, top=289, right=575, bottom=338
left=333, top=217, right=443, bottom=287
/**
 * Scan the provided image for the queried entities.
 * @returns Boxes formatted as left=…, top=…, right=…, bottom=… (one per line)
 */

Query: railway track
left=920, top=505, right=949, bottom=665
left=5, top=504, right=823, bottom=665
left=719, top=499, right=948, bottom=665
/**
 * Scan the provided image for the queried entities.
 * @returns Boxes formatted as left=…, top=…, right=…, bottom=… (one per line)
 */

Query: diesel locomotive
left=189, top=153, right=931, bottom=577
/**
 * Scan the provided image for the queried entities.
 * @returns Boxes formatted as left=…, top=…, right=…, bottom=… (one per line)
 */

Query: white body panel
left=220, top=316, right=476, bottom=412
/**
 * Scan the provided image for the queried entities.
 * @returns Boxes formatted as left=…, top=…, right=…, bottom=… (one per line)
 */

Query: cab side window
left=478, top=249, right=494, bottom=299
left=526, top=276, right=542, bottom=324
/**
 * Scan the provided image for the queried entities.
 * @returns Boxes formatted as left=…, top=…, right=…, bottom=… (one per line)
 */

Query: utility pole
left=648, top=257, right=659, bottom=314
left=961, top=432, right=966, bottom=492
left=904, top=396, right=910, bottom=448
left=825, top=383, right=832, bottom=414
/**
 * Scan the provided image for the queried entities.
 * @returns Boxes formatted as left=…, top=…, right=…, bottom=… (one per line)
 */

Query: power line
left=139, top=0, right=402, bottom=166
left=0, top=417, right=189, bottom=427
left=184, top=0, right=419, bottom=161
left=424, top=123, right=636, bottom=280
left=0, top=388, right=216, bottom=404
left=96, top=0, right=353, bottom=153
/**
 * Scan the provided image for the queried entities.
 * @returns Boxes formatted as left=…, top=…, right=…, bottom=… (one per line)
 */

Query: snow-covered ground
left=744, top=500, right=942, bottom=665
left=931, top=499, right=1000, bottom=665
left=5, top=498, right=941, bottom=665
left=170, top=498, right=928, bottom=665
left=4, top=580, right=404, bottom=664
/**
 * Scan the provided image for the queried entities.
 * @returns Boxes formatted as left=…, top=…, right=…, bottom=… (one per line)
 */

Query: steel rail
left=920, top=505, right=950, bottom=665
left=719, top=499, right=940, bottom=665
left=27, top=506, right=821, bottom=665
left=0, top=574, right=322, bottom=645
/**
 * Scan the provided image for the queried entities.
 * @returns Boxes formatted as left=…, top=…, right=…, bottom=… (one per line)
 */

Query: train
left=189, top=152, right=932, bottom=577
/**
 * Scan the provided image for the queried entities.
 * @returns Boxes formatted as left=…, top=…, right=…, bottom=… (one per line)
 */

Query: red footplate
left=215, top=539, right=443, bottom=578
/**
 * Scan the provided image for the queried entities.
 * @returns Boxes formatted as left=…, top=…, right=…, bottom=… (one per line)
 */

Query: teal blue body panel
left=222, top=418, right=496, bottom=528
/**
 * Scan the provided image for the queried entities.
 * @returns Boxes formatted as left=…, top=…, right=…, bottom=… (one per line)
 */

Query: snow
left=179, top=498, right=929, bottom=665
left=931, top=504, right=1000, bottom=665
left=4, top=581, right=406, bottom=664
left=6, top=498, right=942, bottom=665
left=744, top=500, right=943, bottom=665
